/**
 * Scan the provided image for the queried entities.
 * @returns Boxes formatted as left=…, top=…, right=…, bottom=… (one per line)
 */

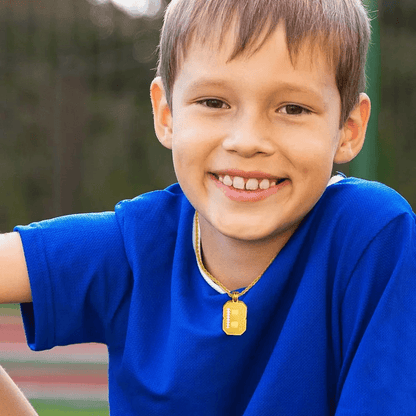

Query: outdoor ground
left=0, top=304, right=110, bottom=415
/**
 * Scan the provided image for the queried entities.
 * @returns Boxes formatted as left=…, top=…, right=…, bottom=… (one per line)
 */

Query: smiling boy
left=1, top=0, right=416, bottom=415
left=151, top=16, right=370, bottom=292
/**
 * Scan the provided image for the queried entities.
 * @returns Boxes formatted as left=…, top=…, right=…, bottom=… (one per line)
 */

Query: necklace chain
left=194, top=212, right=277, bottom=300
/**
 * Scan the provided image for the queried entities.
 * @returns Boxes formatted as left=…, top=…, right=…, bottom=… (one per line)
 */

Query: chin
left=216, top=221, right=281, bottom=242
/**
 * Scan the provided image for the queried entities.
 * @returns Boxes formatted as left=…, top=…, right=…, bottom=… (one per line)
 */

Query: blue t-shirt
left=15, top=178, right=416, bottom=415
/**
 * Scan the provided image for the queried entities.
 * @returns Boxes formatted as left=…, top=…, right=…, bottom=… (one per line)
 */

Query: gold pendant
left=222, top=299, right=247, bottom=336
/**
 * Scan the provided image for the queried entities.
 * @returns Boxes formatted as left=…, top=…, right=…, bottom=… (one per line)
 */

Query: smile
left=215, top=174, right=286, bottom=191
left=209, top=173, right=289, bottom=202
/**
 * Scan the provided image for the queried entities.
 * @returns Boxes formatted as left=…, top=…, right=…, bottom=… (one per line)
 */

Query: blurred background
left=0, top=0, right=415, bottom=414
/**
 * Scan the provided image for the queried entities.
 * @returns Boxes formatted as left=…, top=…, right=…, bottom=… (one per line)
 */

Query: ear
left=150, top=77, right=173, bottom=149
left=334, top=93, right=371, bottom=164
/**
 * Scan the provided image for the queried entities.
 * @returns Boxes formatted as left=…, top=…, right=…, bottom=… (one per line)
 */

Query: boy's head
left=156, top=0, right=371, bottom=127
left=150, top=0, right=372, bottom=244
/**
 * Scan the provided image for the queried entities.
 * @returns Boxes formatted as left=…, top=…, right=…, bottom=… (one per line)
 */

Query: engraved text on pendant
left=222, top=300, right=247, bottom=336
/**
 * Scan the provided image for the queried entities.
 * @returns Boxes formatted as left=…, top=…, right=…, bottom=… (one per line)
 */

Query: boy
left=1, top=0, right=416, bottom=414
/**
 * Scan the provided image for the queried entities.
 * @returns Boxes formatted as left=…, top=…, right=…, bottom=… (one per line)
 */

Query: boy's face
left=152, top=24, right=368, bottom=243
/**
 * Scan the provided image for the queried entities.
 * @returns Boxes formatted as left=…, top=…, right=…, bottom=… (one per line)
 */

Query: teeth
left=259, top=179, right=270, bottom=190
left=223, top=175, right=233, bottom=186
left=233, top=176, right=245, bottom=190
left=216, top=174, right=278, bottom=191
left=246, top=178, right=259, bottom=190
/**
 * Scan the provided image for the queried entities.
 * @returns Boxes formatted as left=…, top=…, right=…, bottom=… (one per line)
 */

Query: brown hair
left=156, top=0, right=371, bottom=127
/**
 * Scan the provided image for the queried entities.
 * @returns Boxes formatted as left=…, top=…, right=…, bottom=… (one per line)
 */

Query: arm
left=0, top=233, right=32, bottom=304
left=0, top=366, right=37, bottom=415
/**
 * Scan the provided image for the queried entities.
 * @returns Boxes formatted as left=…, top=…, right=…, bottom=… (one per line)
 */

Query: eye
left=197, top=99, right=229, bottom=109
left=278, top=105, right=312, bottom=115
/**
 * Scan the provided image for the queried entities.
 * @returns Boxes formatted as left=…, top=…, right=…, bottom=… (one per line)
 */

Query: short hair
left=156, top=0, right=371, bottom=127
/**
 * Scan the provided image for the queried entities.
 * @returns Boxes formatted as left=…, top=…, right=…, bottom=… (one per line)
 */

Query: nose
left=221, top=110, right=275, bottom=158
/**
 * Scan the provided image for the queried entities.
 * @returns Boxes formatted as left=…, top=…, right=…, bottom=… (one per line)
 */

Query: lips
left=209, top=171, right=289, bottom=202
left=210, top=170, right=286, bottom=192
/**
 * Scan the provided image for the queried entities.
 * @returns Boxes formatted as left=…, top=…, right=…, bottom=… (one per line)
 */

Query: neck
left=198, top=214, right=291, bottom=292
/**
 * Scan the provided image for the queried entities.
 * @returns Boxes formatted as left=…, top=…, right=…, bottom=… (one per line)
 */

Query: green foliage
left=30, top=399, right=109, bottom=416
left=378, top=20, right=416, bottom=204
left=1, top=0, right=416, bottom=233
left=0, top=0, right=175, bottom=231
left=0, top=304, right=20, bottom=313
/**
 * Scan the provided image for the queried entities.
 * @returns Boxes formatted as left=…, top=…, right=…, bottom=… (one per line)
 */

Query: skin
left=151, top=24, right=371, bottom=291
left=0, top=232, right=31, bottom=304
left=0, top=237, right=33, bottom=411
left=0, top=366, right=38, bottom=415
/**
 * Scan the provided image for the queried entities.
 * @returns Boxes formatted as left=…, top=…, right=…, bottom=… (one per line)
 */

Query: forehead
left=174, top=24, right=338, bottom=104
left=177, top=10, right=340, bottom=76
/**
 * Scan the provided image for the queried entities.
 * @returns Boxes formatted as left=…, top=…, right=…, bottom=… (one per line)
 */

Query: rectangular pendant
left=222, top=300, right=247, bottom=336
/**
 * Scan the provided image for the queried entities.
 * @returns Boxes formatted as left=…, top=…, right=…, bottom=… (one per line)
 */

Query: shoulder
left=304, top=177, right=415, bottom=261
left=114, top=183, right=194, bottom=247
left=115, top=183, right=191, bottom=224
left=112, top=184, right=195, bottom=278
left=318, top=177, right=414, bottom=227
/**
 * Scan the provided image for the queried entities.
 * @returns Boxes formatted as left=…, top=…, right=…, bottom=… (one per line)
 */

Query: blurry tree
left=378, top=0, right=416, bottom=203
left=348, top=0, right=380, bottom=181
left=0, top=0, right=174, bottom=231
left=1, top=0, right=416, bottom=233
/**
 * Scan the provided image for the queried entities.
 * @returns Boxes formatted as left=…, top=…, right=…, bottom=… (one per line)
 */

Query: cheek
left=285, top=137, right=333, bottom=167
left=171, top=145, right=190, bottom=181
left=331, top=130, right=343, bottom=155
left=172, top=115, right=221, bottom=165
left=171, top=123, right=195, bottom=164
left=170, top=130, right=207, bottom=180
left=284, top=124, right=340, bottom=164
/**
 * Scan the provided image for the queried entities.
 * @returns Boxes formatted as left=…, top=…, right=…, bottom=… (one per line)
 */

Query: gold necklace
left=194, top=212, right=277, bottom=336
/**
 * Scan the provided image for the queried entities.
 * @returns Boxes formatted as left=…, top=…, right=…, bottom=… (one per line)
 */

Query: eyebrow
left=276, top=83, right=329, bottom=108
left=187, top=79, right=231, bottom=91
left=276, top=83, right=322, bottom=96
left=187, top=78, right=325, bottom=98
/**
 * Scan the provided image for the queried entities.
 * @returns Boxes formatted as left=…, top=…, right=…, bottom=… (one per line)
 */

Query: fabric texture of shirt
left=15, top=177, right=416, bottom=415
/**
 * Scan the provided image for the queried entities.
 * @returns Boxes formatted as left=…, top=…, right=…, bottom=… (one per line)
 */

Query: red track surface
left=0, top=309, right=109, bottom=402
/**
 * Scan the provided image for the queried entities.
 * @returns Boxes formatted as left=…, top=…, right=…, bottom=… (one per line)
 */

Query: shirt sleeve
left=14, top=211, right=132, bottom=351
left=335, top=211, right=416, bottom=414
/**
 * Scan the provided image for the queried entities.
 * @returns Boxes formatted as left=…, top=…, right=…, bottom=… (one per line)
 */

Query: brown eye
left=199, top=99, right=228, bottom=109
left=285, top=105, right=304, bottom=115
left=278, top=104, right=312, bottom=115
